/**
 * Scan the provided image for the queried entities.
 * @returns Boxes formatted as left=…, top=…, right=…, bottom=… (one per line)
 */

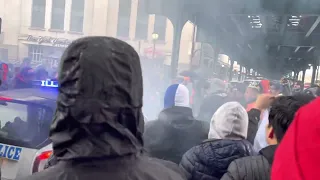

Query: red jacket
left=260, top=80, right=270, bottom=93
left=272, top=97, right=320, bottom=180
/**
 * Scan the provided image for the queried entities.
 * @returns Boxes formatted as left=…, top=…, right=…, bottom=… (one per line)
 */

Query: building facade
left=0, top=0, right=195, bottom=69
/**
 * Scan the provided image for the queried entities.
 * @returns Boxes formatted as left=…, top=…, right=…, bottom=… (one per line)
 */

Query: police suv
left=0, top=80, right=150, bottom=180
left=0, top=80, right=58, bottom=180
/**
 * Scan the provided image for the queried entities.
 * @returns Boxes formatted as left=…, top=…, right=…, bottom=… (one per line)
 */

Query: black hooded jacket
left=221, top=145, right=277, bottom=180
left=144, top=106, right=209, bottom=164
left=18, top=37, right=185, bottom=180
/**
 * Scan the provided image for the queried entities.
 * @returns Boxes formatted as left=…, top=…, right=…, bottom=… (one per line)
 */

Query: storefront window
left=28, top=45, right=43, bottom=65
left=31, top=0, right=46, bottom=28
left=51, top=0, right=66, bottom=30
left=42, top=47, right=64, bottom=69
left=70, top=0, right=84, bottom=32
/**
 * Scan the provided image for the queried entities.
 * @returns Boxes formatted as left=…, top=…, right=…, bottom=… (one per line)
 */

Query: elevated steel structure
left=146, top=0, right=320, bottom=82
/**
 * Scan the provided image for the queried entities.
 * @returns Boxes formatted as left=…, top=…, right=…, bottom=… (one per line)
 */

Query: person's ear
left=268, top=128, right=274, bottom=139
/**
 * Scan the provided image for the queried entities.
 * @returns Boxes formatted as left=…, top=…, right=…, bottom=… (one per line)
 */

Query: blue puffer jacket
left=179, top=139, right=255, bottom=180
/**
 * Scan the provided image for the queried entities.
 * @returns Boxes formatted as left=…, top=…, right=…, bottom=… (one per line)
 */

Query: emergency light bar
left=41, top=80, right=58, bottom=87
left=32, top=80, right=58, bottom=88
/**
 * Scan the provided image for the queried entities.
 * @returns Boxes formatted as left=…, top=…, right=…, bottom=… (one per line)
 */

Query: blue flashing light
left=40, top=80, right=59, bottom=88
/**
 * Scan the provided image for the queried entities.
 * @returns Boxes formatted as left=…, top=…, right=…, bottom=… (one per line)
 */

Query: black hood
left=158, top=107, right=210, bottom=135
left=50, top=37, right=144, bottom=160
left=158, top=107, right=195, bottom=122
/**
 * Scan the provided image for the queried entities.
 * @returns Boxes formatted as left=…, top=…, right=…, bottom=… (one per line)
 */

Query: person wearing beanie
left=271, top=97, right=320, bottom=180
left=144, top=84, right=209, bottom=164
left=163, top=84, right=190, bottom=108
left=180, top=102, right=255, bottom=180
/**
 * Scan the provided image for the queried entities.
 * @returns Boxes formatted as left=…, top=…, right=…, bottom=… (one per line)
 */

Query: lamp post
left=151, top=32, right=159, bottom=60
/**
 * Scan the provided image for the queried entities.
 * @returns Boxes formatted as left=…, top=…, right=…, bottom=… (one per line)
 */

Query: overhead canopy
left=146, top=0, right=320, bottom=78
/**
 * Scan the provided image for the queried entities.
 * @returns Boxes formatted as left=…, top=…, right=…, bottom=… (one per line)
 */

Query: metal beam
left=212, top=16, right=227, bottom=33
left=277, top=16, right=288, bottom=52
left=294, top=46, right=300, bottom=53
left=196, top=15, right=320, bottom=48
left=306, top=16, right=320, bottom=38
left=285, top=45, right=313, bottom=48
left=193, top=14, right=319, bottom=74
left=308, top=47, right=315, bottom=52
left=265, top=32, right=318, bottom=47
left=228, top=13, right=320, bottom=17
left=231, top=16, right=245, bottom=36
left=260, top=15, right=267, bottom=34
left=199, top=0, right=320, bottom=17
left=280, top=16, right=288, bottom=36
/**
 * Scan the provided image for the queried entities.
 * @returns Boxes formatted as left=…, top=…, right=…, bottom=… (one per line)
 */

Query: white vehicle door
left=0, top=145, right=38, bottom=180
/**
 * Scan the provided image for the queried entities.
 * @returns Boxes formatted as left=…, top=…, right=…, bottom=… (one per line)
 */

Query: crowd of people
left=16, top=36, right=320, bottom=180
left=0, top=57, right=57, bottom=90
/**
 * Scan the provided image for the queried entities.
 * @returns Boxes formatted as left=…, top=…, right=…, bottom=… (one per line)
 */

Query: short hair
left=268, top=94, right=315, bottom=142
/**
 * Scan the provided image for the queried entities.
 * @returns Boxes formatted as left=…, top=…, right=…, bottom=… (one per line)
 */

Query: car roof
left=0, top=88, right=58, bottom=101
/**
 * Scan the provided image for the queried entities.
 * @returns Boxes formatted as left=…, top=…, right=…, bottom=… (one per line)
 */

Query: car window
left=0, top=102, right=27, bottom=127
left=0, top=101, right=52, bottom=149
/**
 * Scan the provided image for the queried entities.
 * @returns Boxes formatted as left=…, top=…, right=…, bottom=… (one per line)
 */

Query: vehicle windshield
left=0, top=101, right=52, bottom=149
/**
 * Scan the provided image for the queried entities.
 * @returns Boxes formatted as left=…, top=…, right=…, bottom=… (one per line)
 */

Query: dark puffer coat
left=144, top=106, right=209, bottom=164
left=221, top=145, right=277, bottom=180
left=17, top=37, right=186, bottom=180
left=180, top=139, right=255, bottom=180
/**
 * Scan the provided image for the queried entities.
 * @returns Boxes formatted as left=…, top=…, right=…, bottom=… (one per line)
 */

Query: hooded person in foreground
left=221, top=94, right=315, bottom=180
left=144, top=84, right=209, bottom=164
left=19, top=37, right=186, bottom=180
left=180, top=102, right=255, bottom=180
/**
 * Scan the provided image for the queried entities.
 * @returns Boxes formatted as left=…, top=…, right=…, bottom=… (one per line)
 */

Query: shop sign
left=19, top=35, right=73, bottom=48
